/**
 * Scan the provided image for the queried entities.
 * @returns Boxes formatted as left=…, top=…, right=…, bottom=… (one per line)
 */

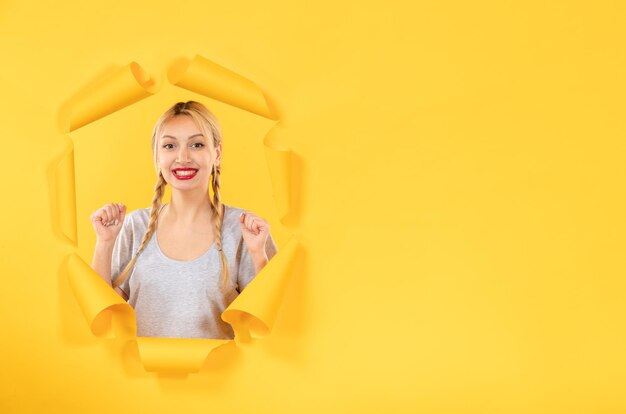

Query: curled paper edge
left=136, top=337, right=232, bottom=374
left=65, top=253, right=136, bottom=339
left=59, top=61, right=156, bottom=133
left=222, top=236, right=300, bottom=339
left=53, top=144, right=77, bottom=245
left=263, top=122, right=293, bottom=223
left=168, top=54, right=278, bottom=120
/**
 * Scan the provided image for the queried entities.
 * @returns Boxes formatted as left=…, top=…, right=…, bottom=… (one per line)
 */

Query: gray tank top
left=110, top=203, right=278, bottom=339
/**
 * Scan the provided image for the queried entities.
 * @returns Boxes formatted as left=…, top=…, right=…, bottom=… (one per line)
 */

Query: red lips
left=172, top=168, right=198, bottom=180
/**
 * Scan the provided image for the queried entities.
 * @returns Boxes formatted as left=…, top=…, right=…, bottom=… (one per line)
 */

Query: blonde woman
left=89, top=101, right=277, bottom=339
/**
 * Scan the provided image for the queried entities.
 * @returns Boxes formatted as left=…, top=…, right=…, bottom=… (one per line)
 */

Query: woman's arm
left=90, top=202, right=129, bottom=301
left=250, top=251, right=269, bottom=274
left=239, top=211, right=277, bottom=274
left=92, top=240, right=114, bottom=283
left=91, top=240, right=129, bottom=301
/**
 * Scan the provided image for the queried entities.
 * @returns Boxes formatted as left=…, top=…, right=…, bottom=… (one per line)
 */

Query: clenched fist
left=90, top=202, right=127, bottom=243
left=239, top=210, right=270, bottom=255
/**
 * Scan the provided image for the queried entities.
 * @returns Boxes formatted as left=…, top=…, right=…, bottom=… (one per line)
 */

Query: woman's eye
left=192, top=143, right=204, bottom=148
left=163, top=144, right=174, bottom=149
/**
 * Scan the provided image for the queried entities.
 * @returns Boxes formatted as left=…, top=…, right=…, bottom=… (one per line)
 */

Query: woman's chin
left=168, top=181, right=210, bottom=192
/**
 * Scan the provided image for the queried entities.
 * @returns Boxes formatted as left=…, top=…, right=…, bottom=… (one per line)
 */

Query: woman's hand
left=239, top=210, right=270, bottom=255
left=90, top=202, right=126, bottom=244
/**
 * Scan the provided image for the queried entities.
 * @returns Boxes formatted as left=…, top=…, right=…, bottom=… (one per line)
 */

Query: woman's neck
left=165, top=189, right=214, bottom=226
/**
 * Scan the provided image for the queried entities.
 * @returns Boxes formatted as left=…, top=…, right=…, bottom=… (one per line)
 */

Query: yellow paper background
left=58, top=55, right=299, bottom=371
left=1, top=0, right=625, bottom=413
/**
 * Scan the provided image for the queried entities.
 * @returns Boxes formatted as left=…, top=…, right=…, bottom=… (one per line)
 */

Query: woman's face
left=156, top=115, right=221, bottom=191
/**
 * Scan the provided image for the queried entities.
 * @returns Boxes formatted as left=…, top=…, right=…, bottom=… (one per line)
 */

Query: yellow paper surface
left=2, top=1, right=625, bottom=412
left=169, top=55, right=278, bottom=120
left=60, top=62, right=157, bottom=132
left=136, top=337, right=231, bottom=374
left=58, top=56, right=298, bottom=373
left=53, top=147, right=77, bottom=244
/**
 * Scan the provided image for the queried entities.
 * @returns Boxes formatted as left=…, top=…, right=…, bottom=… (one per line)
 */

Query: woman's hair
left=112, top=101, right=231, bottom=291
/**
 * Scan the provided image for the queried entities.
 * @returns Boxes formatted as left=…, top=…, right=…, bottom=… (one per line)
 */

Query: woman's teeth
left=174, top=170, right=197, bottom=176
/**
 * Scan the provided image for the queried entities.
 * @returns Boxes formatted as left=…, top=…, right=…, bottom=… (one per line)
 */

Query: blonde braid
left=212, top=164, right=230, bottom=290
left=112, top=171, right=166, bottom=290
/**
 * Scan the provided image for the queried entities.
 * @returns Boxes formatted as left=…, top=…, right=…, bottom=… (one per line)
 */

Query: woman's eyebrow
left=161, top=133, right=204, bottom=140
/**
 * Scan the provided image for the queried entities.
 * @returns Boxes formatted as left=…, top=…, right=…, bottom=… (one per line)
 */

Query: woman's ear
left=215, top=142, right=222, bottom=166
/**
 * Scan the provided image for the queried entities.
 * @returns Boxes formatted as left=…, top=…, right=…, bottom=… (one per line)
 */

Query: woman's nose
left=176, top=146, right=190, bottom=163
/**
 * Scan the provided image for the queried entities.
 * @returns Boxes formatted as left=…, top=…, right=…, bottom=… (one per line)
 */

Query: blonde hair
left=112, top=101, right=231, bottom=291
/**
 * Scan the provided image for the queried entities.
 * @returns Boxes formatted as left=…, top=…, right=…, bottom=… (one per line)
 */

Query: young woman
left=90, top=101, right=278, bottom=339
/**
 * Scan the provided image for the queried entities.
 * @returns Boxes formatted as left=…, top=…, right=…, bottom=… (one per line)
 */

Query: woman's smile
left=172, top=168, right=199, bottom=180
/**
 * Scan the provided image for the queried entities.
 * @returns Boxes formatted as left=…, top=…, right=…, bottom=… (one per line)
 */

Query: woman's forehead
left=163, top=115, right=200, bottom=132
